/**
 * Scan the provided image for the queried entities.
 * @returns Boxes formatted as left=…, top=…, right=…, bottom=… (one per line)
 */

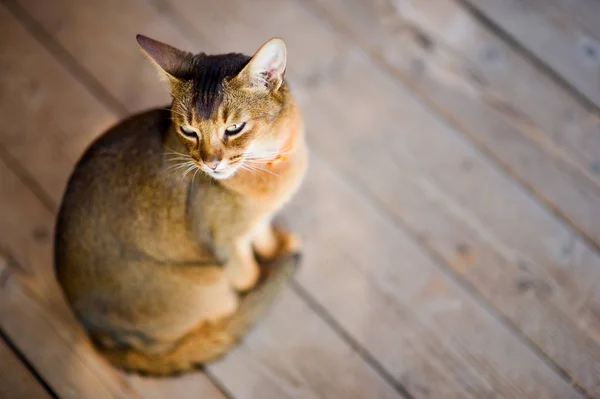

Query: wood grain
left=2, top=1, right=403, bottom=397
left=389, top=0, right=600, bottom=183
left=288, top=155, right=584, bottom=399
left=0, top=4, right=225, bottom=398
left=463, top=0, right=600, bottom=108
left=0, top=2, right=115, bottom=204
left=2, top=0, right=599, bottom=397
left=302, top=0, right=600, bottom=247
left=210, top=285, right=402, bottom=399
left=293, top=1, right=600, bottom=395
left=123, top=373, right=227, bottom=399
left=0, top=157, right=138, bottom=399
left=174, top=0, right=599, bottom=395
left=16, top=0, right=591, bottom=396
left=550, top=0, right=600, bottom=40
left=0, top=7, right=140, bottom=398
left=13, top=0, right=194, bottom=114
left=0, top=334, right=53, bottom=399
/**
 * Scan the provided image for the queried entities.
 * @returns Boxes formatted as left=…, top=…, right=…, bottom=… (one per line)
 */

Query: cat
left=54, top=34, right=308, bottom=375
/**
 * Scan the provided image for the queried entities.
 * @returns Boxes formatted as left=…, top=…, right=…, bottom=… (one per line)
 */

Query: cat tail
left=95, top=253, right=299, bottom=376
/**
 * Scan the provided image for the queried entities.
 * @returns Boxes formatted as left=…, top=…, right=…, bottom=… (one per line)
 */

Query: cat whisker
left=165, top=161, right=195, bottom=174
left=239, top=164, right=263, bottom=179
left=244, top=161, right=279, bottom=177
left=165, top=159, right=194, bottom=167
left=163, top=161, right=188, bottom=171
left=163, top=148, right=191, bottom=157
left=242, top=163, right=262, bottom=173
left=191, top=167, right=201, bottom=187
left=238, top=162, right=256, bottom=173
left=164, top=145, right=188, bottom=155
left=163, top=156, right=192, bottom=162
left=181, top=163, right=199, bottom=181
left=243, top=151, right=289, bottom=164
left=168, top=164, right=194, bottom=174
left=245, top=157, right=273, bottom=163
left=164, top=166, right=188, bottom=177
left=245, top=159, right=274, bottom=165
left=163, top=153, right=191, bottom=158
left=244, top=151, right=282, bottom=158
left=241, top=162, right=276, bottom=178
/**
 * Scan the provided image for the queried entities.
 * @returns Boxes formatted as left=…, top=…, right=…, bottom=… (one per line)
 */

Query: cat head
left=137, top=34, right=289, bottom=180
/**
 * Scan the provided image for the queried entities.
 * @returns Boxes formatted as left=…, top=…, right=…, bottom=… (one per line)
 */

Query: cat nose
left=203, top=158, right=221, bottom=170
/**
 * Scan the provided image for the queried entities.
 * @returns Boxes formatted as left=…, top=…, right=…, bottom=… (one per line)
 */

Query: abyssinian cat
left=54, top=34, right=308, bottom=375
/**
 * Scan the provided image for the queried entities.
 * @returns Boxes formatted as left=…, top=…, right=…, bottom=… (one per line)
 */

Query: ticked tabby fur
left=54, top=35, right=308, bottom=375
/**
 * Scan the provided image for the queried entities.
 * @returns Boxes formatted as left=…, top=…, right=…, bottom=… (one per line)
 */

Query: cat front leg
left=252, top=220, right=279, bottom=260
left=222, top=236, right=260, bottom=292
left=252, top=220, right=302, bottom=261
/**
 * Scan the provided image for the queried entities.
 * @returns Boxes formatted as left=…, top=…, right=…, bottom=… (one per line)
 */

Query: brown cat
left=54, top=34, right=308, bottom=375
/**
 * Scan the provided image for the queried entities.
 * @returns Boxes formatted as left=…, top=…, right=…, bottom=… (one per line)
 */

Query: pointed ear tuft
left=238, top=38, right=287, bottom=91
left=136, top=34, right=192, bottom=80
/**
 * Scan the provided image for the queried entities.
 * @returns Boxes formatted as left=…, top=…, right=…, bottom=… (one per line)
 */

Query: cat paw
left=254, top=226, right=302, bottom=262
left=259, top=228, right=302, bottom=261
left=225, top=260, right=260, bottom=293
left=277, top=229, right=302, bottom=255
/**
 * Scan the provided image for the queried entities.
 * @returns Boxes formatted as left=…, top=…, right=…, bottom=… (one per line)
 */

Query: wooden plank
left=0, top=7, right=140, bottom=399
left=164, top=0, right=600, bottom=396
left=297, top=0, right=600, bottom=290
left=124, top=373, right=226, bottom=399
left=210, top=285, right=401, bottom=399
left=293, top=2, right=600, bottom=393
left=302, top=0, right=600, bottom=249
left=296, top=1, right=600, bottom=392
left=286, top=156, right=585, bottom=399
left=463, top=0, right=600, bottom=108
left=16, top=0, right=590, bottom=396
left=3, top=1, right=403, bottom=398
left=550, top=0, right=600, bottom=40
left=12, top=0, right=195, bottom=114
left=303, top=40, right=600, bottom=395
left=0, top=2, right=115, bottom=204
left=381, top=0, right=600, bottom=183
left=0, top=334, right=53, bottom=399
left=0, top=5, right=225, bottom=399
left=0, top=156, right=138, bottom=399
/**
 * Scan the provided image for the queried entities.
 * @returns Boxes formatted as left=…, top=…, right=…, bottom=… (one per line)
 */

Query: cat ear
left=237, top=38, right=287, bottom=91
left=136, top=34, right=192, bottom=81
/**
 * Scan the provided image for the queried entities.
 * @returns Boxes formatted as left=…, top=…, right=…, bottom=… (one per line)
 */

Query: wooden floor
left=1, top=0, right=599, bottom=398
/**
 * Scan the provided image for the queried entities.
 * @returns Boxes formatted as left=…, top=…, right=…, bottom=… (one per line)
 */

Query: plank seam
left=0, top=10, right=230, bottom=398
left=315, top=145, right=593, bottom=398
left=2, top=0, right=128, bottom=117
left=292, top=3, right=595, bottom=396
left=457, top=0, right=600, bottom=114
left=3, top=0, right=591, bottom=396
left=0, top=326, right=60, bottom=399
left=202, top=368, right=235, bottom=399
left=144, top=1, right=417, bottom=395
left=296, top=0, right=600, bottom=255
left=289, top=279, right=414, bottom=399
left=0, top=146, right=56, bottom=213
left=0, top=3, right=313, bottom=397
left=145, top=0, right=213, bottom=51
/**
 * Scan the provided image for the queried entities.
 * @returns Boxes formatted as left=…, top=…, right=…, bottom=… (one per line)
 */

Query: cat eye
left=225, top=122, right=246, bottom=136
left=179, top=126, right=197, bottom=138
